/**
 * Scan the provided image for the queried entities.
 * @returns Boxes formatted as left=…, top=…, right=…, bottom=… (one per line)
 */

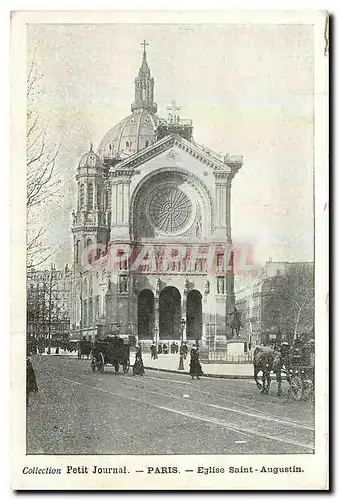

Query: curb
left=144, top=366, right=285, bottom=380
left=144, top=366, right=254, bottom=379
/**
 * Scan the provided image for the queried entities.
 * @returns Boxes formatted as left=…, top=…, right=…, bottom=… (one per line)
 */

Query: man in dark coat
left=189, top=345, right=203, bottom=379
left=26, top=357, right=38, bottom=407
left=150, top=342, right=157, bottom=360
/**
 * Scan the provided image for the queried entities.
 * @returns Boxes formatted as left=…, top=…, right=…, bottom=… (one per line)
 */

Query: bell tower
left=131, top=40, right=157, bottom=114
left=71, top=143, right=110, bottom=271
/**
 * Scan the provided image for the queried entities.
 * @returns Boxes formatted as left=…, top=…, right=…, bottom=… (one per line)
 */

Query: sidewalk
left=142, top=353, right=254, bottom=379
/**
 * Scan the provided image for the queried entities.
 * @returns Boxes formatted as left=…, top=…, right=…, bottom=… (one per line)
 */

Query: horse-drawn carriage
left=284, top=339, right=315, bottom=401
left=253, top=338, right=315, bottom=400
left=90, top=336, right=130, bottom=374
left=78, top=339, right=92, bottom=359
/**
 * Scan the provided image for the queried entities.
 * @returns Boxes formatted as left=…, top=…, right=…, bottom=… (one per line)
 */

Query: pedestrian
left=189, top=345, right=203, bottom=380
left=26, top=356, right=38, bottom=407
left=150, top=342, right=157, bottom=360
left=163, top=343, right=168, bottom=354
left=183, top=342, right=188, bottom=360
left=133, top=344, right=145, bottom=376
left=158, top=343, right=162, bottom=355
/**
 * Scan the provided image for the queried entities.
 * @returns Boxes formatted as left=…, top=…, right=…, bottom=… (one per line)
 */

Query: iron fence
left=200, top=350, right=253, bottom=364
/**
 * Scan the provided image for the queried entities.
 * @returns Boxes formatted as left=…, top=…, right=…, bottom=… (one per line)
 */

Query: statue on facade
left=184, top=278, right=190, bottom=296
left=204, top=280, right=210, bottom=295
left=195, top=215, right=202, bottom=238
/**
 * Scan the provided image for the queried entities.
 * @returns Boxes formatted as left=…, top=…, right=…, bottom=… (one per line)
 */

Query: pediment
left=112, top=134, right=238, bottom=175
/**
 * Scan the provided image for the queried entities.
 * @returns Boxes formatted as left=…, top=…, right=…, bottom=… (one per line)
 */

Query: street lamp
left=154, top=326, right=159, bottom=346
left=154, top=326, right=159, bottom=359
left=178, top=318, right=186, bottom=370
left=180, top=317, right=186, bottom=344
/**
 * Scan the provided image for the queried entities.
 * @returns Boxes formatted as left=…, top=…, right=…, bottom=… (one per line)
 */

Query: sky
left=27, top=23, right=314, bottom=269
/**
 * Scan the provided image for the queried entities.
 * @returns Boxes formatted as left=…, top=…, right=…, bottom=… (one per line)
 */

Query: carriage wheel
left=290, top=374, right=304, bottom=401
left=123, top=360, right=130, bottom=374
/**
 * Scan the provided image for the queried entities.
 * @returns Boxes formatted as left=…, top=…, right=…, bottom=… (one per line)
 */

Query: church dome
left=78, top=144, right=101, bottom=169
left=98, top=110, right=163, bottom=159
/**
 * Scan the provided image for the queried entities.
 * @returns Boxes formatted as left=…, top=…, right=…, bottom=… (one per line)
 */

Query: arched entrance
left=138, top=289, right=154, bottom=339
left=159, top=287, right=181, bottom=339
left=186, top=290, right=202, bottom=340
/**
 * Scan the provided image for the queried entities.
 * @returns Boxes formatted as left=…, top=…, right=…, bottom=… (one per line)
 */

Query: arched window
left=88, top=298, right=93, bottom=325
left=79, top=184, right=84, bottom=209
left=86, top=238, right=93, bottom=264
left=76, top=240, right=80, bottom=264
left=97, top=186, right=101, bottom=209
left=88, top=183, right=93, bottom=208
left=83, top=299, right=87, bottom=327
left=95, top=295, right=99, bottom=319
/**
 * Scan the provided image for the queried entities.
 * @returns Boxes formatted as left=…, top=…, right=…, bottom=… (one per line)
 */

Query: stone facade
left=71, top=45, right=243, bottom=346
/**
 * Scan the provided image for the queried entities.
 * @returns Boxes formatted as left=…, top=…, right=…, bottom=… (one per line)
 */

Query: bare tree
left=26, top=53, right=61, bottom=268
left=263, top=264, right=314, bottom=342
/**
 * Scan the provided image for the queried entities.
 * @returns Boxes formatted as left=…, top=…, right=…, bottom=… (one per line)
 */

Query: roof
left=98, top=110, right=163, bottom=160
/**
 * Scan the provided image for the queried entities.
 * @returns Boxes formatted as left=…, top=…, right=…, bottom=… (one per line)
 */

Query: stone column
left=154, top=295, right=159, bottom=343
left=84, top=183, right=88, bottom=209
left=111, top=180, right=118, bottom=226
left=117, top=182, right=123, bottom=225
left=214, top=173, right=227, bottom=230
left=122, top=180, right=131, bottom=225
left=226, top=178, right=232, bottom=242
left=181, top=292, right=187, bottom=342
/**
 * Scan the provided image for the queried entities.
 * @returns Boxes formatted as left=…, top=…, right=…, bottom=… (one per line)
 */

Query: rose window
left=147, top=185, right=194, bottom=234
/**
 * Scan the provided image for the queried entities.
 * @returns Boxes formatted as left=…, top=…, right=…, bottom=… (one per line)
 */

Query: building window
left=88, top=298, right=93, bottom=325
left=96, top=186, right=101, bottom=209
left=217, top=253, right=224, bottom=273
left=83, top=299, right=87, bottom=327
left=217, top=277, right=225, bottom=295
left=89, top=276, right=93, bottom=296
left=76, top=240, right=80, bottom=264
left=80, top=184, right=85, bottom=209
left=118, top=275, right=128, bottom=294
left=145, top=140, right=149, bottom=147
left=95, top=296, right=99, bottom=319
left=88, top=183, right=93, bottom=208
left=86, top=239, right=93, bottom=264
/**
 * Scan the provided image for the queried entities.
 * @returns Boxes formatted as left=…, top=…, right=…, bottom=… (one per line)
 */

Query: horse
left=253, top=346, right=282, bottom=396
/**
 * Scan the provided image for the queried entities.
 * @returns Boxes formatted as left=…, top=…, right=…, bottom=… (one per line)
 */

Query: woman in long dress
left=189, top=345, right=203, bottom=379
left=133, top=345, right=145, bottom=376
left=26, top=356, right=38, bottom=406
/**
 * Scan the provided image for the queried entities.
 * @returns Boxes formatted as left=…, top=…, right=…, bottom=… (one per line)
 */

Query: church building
left=71, top=42, right=243, bottom=347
